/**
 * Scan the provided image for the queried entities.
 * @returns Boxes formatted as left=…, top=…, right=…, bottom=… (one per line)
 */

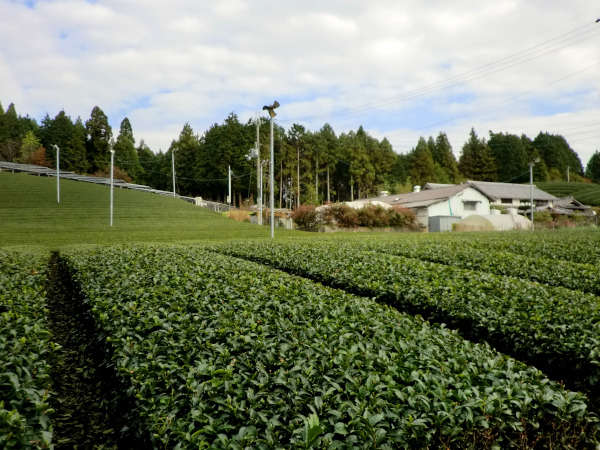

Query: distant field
left=537, top=181, right=600, bottom=206
left=0, top=172, right=288, bottom=248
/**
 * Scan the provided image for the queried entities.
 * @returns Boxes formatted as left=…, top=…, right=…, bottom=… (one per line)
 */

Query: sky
left=1, top=0, right=599, bottom=168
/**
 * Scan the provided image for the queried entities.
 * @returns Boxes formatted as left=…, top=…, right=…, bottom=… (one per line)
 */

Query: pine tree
left=433, top=132, right=460, bottom=182
left=586, top=151, right=600, bottom=183
left=409, top=137, right=435, bottom=186
left=113, top=117, right=141, bottom=180
left=458, top=128, right=497, bottom=181
left=488, top=131, right=529, bottom=183
left=85, top=106, right=112, bottom=172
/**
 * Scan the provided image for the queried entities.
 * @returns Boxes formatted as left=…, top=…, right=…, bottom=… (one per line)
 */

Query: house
left=466, top=180, right=557, bottom=210
left=376, top=184, right=490, bottom=230
left=536, top=196, right=595, bottom=217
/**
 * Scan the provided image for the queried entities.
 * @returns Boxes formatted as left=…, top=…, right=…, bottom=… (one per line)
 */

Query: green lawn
left=0, top=172, right=298, bottom=249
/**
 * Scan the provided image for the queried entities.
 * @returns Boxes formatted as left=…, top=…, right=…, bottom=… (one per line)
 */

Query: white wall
left=427, top=187, right=490, bottom=219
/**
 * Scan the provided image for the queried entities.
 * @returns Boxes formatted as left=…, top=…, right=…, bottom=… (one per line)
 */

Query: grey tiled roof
left=467, top=180, right=557, bottom=201
left=376, top=184, right=471, bottom=206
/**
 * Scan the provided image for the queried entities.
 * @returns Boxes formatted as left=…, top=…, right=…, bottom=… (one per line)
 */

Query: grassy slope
left=0, top=172, right=299, bottom=249
left=537, top=181, right=600, bottom=206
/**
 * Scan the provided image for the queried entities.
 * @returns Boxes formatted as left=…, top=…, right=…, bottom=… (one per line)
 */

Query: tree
left=409, top=137, right=435, bottom=186
left=458, top=128, right=497, bottom=181
left=113, top=117, right=141, bottom=180
left=488, top=131, right=529, bottom=183
left=38, top=111, right=88, bottom=172
left=85, top=106, right=112, bottom=172
left=432, top=132, right=460, bottom=182
left=533, top=132, right=583, bottom=178
left=18, top=131, right=42, bottom=163
left=586, top=151, right=600, bottom=183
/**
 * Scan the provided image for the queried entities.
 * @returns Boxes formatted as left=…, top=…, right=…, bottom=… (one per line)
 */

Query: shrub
left=327, top=204, right=359, bottom=228
left=357, top=205, right=390, bottom=227
left=388, top=205, right=417, bottom=229
left=228, top=210, right=250, bottom=222
left=291, top=205, right=321, bottom=231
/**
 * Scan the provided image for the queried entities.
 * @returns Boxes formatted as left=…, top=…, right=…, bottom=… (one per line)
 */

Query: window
left=500, top=198, right=512, bottom=204
left=463, top=201, right=477, bottom=211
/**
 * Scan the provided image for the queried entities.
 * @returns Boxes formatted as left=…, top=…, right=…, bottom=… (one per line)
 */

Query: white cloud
left=0, top=0, right=598, bottom=166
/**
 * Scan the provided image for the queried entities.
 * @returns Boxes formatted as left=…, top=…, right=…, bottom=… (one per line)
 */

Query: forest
left=1, top=101, right=598, bottom=206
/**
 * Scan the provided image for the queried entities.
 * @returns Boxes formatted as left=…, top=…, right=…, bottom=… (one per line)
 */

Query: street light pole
left=110, top=146, right=115, bottom=227
left=52, top=144, right=60, bottom=204
left=172, top=150, right=176, bottom=197
left=262, top=101, right=280, bottom=239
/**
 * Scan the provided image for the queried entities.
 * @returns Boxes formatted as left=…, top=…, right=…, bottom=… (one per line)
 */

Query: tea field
left=3, top=173, right=600, bottom=447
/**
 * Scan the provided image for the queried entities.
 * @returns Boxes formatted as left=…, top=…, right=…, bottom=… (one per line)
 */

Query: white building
left=377, top=184, right=490, bottom=230
left=466, top=180, right=557, bottom=209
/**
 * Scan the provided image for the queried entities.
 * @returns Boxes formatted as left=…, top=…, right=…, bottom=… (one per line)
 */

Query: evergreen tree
left=85, top=106, right=112, bottom=172
left=488, top=131, right=529, bottom=183
left=586, top=151, right=600, bottom=183
left=458, top=128, right=497, bottom=181
left=433, top=132, right=460, bottom=182
left=113, top=117, right=142, bottom=180
left=409, top=137, right=435, bottom=186
left=533, top=132, right=583, bottom=178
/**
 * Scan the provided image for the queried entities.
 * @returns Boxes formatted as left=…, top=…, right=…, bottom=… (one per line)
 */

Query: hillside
left=0, top=172, right=283, bottom=248
left=536, top=181, right=600, bottom=206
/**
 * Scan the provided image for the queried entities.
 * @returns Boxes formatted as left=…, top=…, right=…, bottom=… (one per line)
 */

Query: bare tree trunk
left=315, top=154, right=319, bottom=204
left=326, top=165, right=330, bottom=203
left=350, top=176, right=354, bottom=202
left=279, top=159, right=283, bottom=209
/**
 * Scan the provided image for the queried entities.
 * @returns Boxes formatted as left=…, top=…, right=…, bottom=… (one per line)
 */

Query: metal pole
left=53, top=144, right=60, bottom=204
left=529, top=162, right=534, bottom=231
left=228, top=165, right=232, bottom=209
left=270, top=117, right=275, bottom=238
left=256, top=115, right=262, bottom=225
left=172, top=150, right=176, bottom=197
left=110, top=148, right=114, bottom=227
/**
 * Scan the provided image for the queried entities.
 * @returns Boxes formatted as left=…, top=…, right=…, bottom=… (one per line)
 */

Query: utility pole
left=228, top=165, right=232, bottom=209
left=171, top=149, right=176, bottom=197
left=262, top=100, right=279, bottom=239
left=256, top=115, right=262, bottom=224
left=52, top=144, right=60, bottom=204
left=350, top=176, right=354, bottom=201
left=110, top=145, right=115, bottom=227
left=529, top=158, right=539, bottom=231
left=269, top=117, right=275, bottom=238
left=297, top=146, right=300, bottom=208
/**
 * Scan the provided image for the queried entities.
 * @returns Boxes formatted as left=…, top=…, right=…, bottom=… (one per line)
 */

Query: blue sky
left=1, top=0, right=599, bottom=164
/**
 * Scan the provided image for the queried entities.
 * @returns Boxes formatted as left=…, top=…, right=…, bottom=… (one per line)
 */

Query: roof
left=377, top=184, right=472, bottom=207
left=467, top=180, right=557, bottom=201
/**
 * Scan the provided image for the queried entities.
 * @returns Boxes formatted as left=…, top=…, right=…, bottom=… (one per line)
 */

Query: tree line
left=1, top=100, right=598, bottom=207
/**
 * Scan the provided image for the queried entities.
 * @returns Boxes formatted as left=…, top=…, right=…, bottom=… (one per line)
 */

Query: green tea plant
left=0, top=251, right=53, bottom=449
left=64, top=245, right=599, bottom=448
left=216, top=240, right=600, bottom=400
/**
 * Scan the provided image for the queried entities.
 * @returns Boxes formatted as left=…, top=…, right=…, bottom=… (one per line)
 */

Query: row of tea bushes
left=216, top=241, right=600, bottom=399
left=351, top=239, right=600, bottom=295
left=0, top=251, right=53, bottom=449
left=64, top=245, right=599, bottom=448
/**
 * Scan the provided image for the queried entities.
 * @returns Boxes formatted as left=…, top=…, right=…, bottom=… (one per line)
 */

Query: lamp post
left=255, top=115, right=262, bottom=225
left=262, top=101, right=280, bottom=238
left=110, top=144, right=115, bottom=227
left=52, top=144, right=60, bottom=204
left=529, top=157, right=540, bottom=231
left=171, top=149, right=176, bottom=197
